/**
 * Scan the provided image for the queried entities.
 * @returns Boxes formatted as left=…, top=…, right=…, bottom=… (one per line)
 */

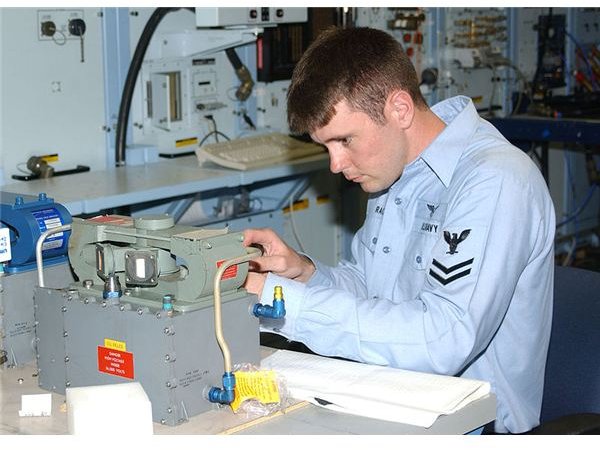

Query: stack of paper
left=261, top=350, right=491, bottom=428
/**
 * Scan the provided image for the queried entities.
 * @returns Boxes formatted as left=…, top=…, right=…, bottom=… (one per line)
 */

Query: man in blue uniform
left=243, top=26, right=555, bottom=434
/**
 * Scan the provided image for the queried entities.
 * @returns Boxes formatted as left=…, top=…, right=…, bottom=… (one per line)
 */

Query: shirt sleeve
left=259, top=162, right=555, bottom=375
left=304, top=236, right=368, bottom=299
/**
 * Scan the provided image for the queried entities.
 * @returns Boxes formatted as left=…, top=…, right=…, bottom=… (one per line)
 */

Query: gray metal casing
left=34, top=285, right=260, bottom=426
left=0, top=263, right=74, bottom=367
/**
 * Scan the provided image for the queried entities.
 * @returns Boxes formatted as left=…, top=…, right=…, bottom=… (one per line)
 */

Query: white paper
left=19, top=393, right=52, bottom=417
left=261, top=350, right=491, bottom=428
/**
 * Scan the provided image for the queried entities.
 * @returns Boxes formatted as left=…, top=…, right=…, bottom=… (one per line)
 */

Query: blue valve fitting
left=207, top=371, right=236, bottom=405
left=253, top=285, right=286, bottom=319
left=162, top=294, right=174, bottom=317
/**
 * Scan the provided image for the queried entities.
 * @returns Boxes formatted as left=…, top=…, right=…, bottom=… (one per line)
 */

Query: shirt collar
left=417, top=96, right=480, bottom=188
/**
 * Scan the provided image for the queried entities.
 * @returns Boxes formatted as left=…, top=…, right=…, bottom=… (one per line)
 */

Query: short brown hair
left=287, top=26, right=427, bottom=134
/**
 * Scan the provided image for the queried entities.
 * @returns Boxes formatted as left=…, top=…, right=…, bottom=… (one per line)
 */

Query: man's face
left=310, top=100, right=409, bottom=193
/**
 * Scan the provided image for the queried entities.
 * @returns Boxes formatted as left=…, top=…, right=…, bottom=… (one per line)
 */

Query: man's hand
left=243, top=228, right=316, bottom=284
left=243, top=271, right=267, bottom=296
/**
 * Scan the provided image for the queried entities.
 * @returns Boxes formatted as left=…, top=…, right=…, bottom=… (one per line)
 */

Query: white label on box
left=0, top=227, right=11, bottom=263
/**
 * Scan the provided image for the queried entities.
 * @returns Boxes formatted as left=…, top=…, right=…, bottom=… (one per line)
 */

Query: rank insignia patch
left=444, top=229, right=471, bottom=255
left=429, top=258, right=474, bottom=285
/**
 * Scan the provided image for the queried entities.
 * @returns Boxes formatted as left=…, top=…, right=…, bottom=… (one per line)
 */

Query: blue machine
left=0, top=192, right=72, bottom=273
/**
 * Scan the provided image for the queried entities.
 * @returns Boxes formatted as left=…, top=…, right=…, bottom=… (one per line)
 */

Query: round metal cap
left=134, top=215, right=174, bottom=231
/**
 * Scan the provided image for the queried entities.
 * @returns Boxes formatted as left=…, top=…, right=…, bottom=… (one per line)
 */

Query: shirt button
left=423, top=304, right=428, bottom=312
left=383, top=246, right=390, bottom=254
left=372, top=237, right=378, bottom=244
left=416, top=256, right=422, bottom=264
left=394, top=197, right=402, bottom=205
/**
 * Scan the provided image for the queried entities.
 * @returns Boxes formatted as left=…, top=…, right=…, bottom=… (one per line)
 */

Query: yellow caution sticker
left=104, top=338, right=127, bottom=352
left=316, top=194, right=330, bottom=205
left=175, top=137, right=199, bottom=148
left=283, top=198, right=309, bottom=213
left=230, top=370, right=281, bottom=412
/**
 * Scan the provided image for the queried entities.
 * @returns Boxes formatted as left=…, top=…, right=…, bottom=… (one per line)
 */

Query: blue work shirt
left=259, top=96, right=556, bottom=433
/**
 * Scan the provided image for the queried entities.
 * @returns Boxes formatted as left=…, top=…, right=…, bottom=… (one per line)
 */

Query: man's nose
left=328, top=147, right=345, bottom=174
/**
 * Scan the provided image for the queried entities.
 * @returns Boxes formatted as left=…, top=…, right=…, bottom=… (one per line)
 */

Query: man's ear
left=386, top=90, right=414, bottom=129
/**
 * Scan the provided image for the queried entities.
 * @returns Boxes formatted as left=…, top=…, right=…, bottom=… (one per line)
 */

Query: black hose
left=225, top=48, right=243, bottom=70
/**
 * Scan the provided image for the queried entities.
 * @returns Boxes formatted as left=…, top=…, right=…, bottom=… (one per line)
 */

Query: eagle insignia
left=427, top=203, right=439, bottom=218
left=443, top=229, right=471, bottom=255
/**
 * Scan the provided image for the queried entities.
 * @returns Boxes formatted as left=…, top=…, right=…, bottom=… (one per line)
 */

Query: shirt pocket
left=404, top=231, right=438, bottom=271
left=405, top=199, right=446, bottom=270
left=358, top=211, right=384, bottom=255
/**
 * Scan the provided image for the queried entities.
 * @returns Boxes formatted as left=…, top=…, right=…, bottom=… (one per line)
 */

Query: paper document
left=261, top=350, right=491, bottom=428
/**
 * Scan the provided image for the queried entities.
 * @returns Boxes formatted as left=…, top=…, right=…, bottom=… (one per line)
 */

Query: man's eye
left=341, top=137, right=353, bottom=146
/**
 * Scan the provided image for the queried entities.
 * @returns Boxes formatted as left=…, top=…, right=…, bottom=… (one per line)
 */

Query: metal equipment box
left=1, top=263, right=73, bottom=367
left=34, top=285, right=260, bottom=426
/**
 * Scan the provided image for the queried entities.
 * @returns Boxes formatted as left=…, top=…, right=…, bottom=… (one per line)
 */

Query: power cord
left=482, top=53, right=530, bottom=116
left=199, top=130, right=231, bottom=147
left=287, top=180, right=310, bottom=253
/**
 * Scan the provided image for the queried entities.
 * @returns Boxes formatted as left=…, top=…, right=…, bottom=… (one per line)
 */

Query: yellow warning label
left=283, top=198, right=309, bottom=214
left=104, top=338, right=127, bottom=352
left=230, top=370, right=281, bottom=412
left=175, top=137, right=199, bottom=148
left=471, top=96, right=483, bottom=104
left=41, top=153, right=59, bottom=163
left=316, top=195, right=330, bottom=205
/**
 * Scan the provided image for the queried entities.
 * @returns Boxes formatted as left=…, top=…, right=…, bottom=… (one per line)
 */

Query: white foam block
left=66, top=382, right=153, bottom=435
left=19, top=393, right=52, bottom=417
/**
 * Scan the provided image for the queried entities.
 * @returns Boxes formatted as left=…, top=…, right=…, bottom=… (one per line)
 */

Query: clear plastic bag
left=230, top=362, right=291, bottom=419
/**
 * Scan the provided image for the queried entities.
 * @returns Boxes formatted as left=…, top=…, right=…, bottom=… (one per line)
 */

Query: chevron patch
left=429, top=258, right=474, bottom=285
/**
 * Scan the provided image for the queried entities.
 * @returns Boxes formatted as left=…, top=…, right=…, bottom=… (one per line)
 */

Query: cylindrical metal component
left=274, top=285, right=283, bottom=300
left=102, top=274, right=122, bottom=299
left=162, top=294, right=174, bottom=317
